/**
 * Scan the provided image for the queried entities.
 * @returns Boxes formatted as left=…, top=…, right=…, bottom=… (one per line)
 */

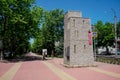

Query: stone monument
left=64, top=11, right=94, bottom=67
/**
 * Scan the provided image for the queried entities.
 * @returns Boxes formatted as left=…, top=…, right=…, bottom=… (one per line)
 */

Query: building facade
left=64, top=11, right=94, bottom=66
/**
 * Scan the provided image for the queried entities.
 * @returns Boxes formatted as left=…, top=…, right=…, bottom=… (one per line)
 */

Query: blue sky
left=35, top=0, right=120, bottom=24
left=30, top=0, right=120, bottom=44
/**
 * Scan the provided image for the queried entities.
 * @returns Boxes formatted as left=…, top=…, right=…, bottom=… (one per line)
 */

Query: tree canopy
left=31, top=9, right=64, bottom=57
left=94, top=20, right=120, bottom=54
left=0, top=0, right=43, bottom=58
left=94, top=21, right=115, bottom=48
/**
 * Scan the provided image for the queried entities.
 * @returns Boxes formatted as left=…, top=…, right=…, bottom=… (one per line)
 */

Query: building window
left=74, top=45, right=76, bottom=53
left=84, top=44, right=86, bottom=49
left=65, top=48, right=66, bottom=56
left=73, top=19, right=75, bottom=27
left=75, top=30, right=78, bottom=37
left=77, top=30, right=78, bottom=37
left=75, top=30, right=76, bottom=37
left=83, top=20, right=85, bottom=24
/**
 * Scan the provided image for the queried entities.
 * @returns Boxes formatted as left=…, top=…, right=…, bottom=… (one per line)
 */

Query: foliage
left=31, top=9, right=64, bottom=56
left=94, top=21, right=115, bottom=54
left=94, top=21, right=114, bottom=48
left=55, top=38, right=64, bottom=58
left=94, top=21, right=120, bottom=50
left=0, top=0, right=43, bottom=58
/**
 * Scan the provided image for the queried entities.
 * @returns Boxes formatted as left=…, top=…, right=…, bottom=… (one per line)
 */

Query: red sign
left=88, top=31, right=92, bottom=45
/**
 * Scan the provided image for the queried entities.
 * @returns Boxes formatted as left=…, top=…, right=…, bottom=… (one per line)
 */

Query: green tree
left=32, top=9, right=64, bottom=57
left=94, top=21, right=114, bottom=54
left=31, top=29, right=43, bottom=53
left=0, top=0, right=43, bottom=58
left=42, top=9, right=64, bottom=56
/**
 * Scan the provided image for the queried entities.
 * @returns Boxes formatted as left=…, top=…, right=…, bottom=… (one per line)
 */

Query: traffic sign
left=93, top=32, right=97, bottom=38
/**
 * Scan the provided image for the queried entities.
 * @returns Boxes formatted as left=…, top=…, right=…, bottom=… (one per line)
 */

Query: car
left=117, top=51, right=120, bottom=55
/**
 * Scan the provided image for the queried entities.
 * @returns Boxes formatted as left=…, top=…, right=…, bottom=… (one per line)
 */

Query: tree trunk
left=106, top=46, right=110, bottom=55
left=51, top=50, right=54, bottom=58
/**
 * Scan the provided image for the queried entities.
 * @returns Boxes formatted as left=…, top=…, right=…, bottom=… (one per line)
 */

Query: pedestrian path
left=0, top=62, right=14, bottom=76
left=89, top=67, right=120, bottom=79
left=0, top=58, right=120, bottom=80
left=43, top=61, right=77, bottom=80
left=13, top=61, right=61, bottom=80
left=0, top=62, right=22, bottom=80
left=48, top=58, right=120, bottom=80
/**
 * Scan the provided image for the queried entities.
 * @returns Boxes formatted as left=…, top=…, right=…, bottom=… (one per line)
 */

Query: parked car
left=117, top=51, right=120, bottom=55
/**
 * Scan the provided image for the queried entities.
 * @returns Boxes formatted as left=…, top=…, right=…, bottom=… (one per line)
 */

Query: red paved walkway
left=13, top=61, right=61, bottom=80
left=0, top=58, right=120, bottom=80
left=0, top=62, right=14, bottom=76
left=50, top=58, right=120, bottom=80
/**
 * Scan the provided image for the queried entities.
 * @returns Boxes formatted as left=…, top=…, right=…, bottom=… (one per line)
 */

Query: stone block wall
left=64, top=11, right=94, bottom=66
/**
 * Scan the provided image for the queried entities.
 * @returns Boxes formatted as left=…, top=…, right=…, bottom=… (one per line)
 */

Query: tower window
left=83, top=20, right=85, bottom=24
left=75, top=30, right=78, bottom=37
left=73, top=19, right=75, bottom=27
left=74, top=45, right=76, bottom=53
left=77, top=30, right=78, bottom=37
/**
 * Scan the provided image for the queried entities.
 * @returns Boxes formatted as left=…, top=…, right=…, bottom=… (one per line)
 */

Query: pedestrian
left=42, top=52, right=45, bottom=60
left=42, top=49, right=47, bottom=60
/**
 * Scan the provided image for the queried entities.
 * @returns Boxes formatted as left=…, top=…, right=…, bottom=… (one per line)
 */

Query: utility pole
left=114, top=15, right=117, bottom=55
left=111, top=8, right=117, bottom=55
left=92, top=25, right=97, bottom=61
left=94, top=34, right=96, bottom=60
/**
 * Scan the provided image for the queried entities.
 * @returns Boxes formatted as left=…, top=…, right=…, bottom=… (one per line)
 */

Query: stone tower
left=64, top=11, right=94, bottom=67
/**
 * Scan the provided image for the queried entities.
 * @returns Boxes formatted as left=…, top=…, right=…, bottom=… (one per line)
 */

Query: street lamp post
left=94, top=35, right=96, bottom=60
left=92, top=25, right=98, bottom=61
left=93, top=32, right=97, bottom=60
left=114, top=15, right=117, bottom=55
left=111, top=8, right=117, bottom=55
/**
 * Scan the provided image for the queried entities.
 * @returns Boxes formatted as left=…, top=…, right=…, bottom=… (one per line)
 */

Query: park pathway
left=0, top=57, right=120, bottom=80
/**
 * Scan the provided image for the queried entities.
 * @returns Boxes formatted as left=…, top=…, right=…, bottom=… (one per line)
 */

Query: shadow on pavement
left=1, top=52, right=50, bottom=63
